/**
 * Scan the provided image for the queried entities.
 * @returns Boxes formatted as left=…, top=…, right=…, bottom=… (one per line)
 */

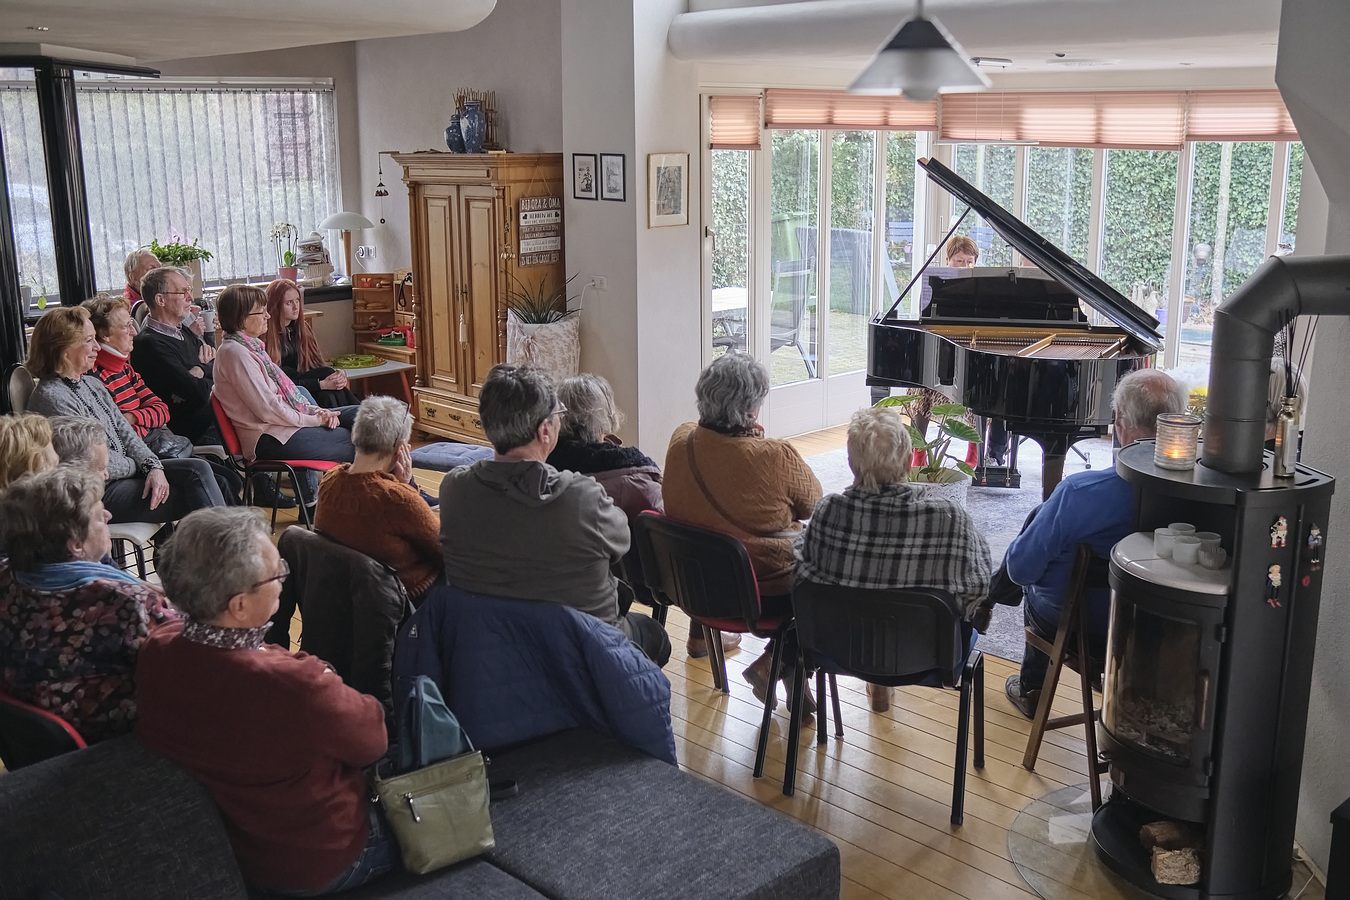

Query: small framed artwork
left=600, top=153, right=626, bottom=202
left=647, top=152, right=690, bottom=227
left=572, top=153, right=598, bottom=201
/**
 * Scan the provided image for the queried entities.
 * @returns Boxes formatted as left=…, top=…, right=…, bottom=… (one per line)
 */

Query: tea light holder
left=1154, top=413, right=1203, bottom=471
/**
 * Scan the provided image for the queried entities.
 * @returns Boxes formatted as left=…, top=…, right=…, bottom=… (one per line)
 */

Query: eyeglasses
left=246, top=310, right=270, bottom=318
left=250, top=558, right=290, bottom=591
left=160, top=289, right=193, bottom=298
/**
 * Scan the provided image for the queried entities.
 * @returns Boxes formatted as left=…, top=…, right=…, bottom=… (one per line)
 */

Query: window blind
left=709, top=95, right=762, bottom=150
left=940, top=91, right=1189, bottom=149
left=764, top=88, right=938, bottom=130
left=1184, top=90, right=1298, bottom=142
left=1, top=77, right=340, bottom=302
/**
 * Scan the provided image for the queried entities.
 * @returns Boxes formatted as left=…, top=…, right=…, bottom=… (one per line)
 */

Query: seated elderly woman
left=0, top=413, right=58, bottom=491
left=796, top=406, right=993, bottom=712
left=0, top=467, right=176, bottom=743
left=212, top=284, right=357, bottom=507
left=663, top=352, right=823, bottom=705
left=135, top=507, right=392, bottom=895
left=48, top=416, right=110, bottom=480
left=264, top=279, right=357, bottom=409
left=25, top=306, right=226, bottom=524
left=315, top=396, right=443, bottom=600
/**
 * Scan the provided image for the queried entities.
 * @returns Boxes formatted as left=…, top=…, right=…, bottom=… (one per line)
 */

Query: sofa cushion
left=484, top=729, right=841, bottom=900
left=250, top=859, right=548, bottom=900
left=409, top=442, right=494, bottom=472
left=0, top=736, right=249, bottom=899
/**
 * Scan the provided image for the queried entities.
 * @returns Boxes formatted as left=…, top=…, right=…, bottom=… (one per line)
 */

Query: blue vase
left=445, top=115, right=466, bottom=153
left=460, top=101, right=485, bottom=154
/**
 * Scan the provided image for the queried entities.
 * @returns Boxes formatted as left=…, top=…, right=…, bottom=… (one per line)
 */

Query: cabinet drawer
left=416, top=393, right=486, bottom=441
left=353, top=290, right=394, bottom=312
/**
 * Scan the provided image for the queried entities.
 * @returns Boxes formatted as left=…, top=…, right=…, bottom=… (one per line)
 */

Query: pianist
left=1002, top=369, right=1186, bottom=718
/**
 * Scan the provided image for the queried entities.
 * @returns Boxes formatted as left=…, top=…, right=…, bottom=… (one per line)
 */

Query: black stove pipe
left=1202, top=254, right=1350, bottom=474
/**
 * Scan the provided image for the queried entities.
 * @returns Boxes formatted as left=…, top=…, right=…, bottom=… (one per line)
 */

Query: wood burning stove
left=1090, top=440, right=1334, bottom=899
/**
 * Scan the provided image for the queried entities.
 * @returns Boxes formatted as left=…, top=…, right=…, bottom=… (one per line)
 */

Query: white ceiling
left=0, top=0, right=496, bottom=64
left=672, top=0, right=1282, bottom=74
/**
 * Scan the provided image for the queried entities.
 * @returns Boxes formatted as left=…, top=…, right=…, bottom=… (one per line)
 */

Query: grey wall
left=354, top=0, right=564, bottom=271
left=157, top=42, right=362, bottom=214
left=1279, top=0, right=1350, bottom=875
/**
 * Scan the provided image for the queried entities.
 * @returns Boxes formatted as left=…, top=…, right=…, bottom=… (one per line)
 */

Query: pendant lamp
left=848, top=0, right=990, bottom=101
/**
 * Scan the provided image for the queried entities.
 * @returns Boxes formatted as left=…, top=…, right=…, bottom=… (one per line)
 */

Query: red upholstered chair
left=211, top=395, right=340, bottom=529
left=632, top=511, right=792, bottom=779
left=0, top=691, right=86, bottom=770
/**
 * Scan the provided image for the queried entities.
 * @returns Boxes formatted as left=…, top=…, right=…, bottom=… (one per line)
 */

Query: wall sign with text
left=518, top=196, right=562, bottom=266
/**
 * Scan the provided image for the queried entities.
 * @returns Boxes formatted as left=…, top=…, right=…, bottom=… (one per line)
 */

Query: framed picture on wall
left=647, top=152, right=689, bottom=227
left=600, top=153, right=626, bottom=202
left=572, top=153, right=598, bottom=201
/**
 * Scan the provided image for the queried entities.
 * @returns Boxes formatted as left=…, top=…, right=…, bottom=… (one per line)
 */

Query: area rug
left=803, top=437, right=1115, bottom=663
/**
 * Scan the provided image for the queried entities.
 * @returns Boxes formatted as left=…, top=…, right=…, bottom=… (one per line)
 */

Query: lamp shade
left=319, top=211, right=376, bottom=231
left=848, top=15, right=990, bottom=101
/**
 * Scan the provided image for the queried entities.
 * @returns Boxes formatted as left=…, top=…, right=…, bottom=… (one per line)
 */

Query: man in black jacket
left=131, top=266, right=217, bottom=443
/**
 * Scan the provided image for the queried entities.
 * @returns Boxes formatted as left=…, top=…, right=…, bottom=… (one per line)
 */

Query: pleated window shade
left=1184, top=90, right=1298, bottom=142
left=939, top=91, right=1189, bottom=149
left=709, top=95, right=762, bottom=149
left=763, top=88, right=938, bottom=130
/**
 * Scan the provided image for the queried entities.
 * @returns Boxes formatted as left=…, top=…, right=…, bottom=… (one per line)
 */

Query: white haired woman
left=135, top=507, right=392, bottom=895
left=663, top=352, right=823, bottom=706
left=314, top=396, right=443, bottom=600
left=796, top=407, right=993, bottom=712
left=0, top=467, right=176, bottom=743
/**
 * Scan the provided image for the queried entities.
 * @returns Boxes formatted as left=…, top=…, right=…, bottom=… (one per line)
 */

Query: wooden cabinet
left=393, top=153, right=565, bottom=444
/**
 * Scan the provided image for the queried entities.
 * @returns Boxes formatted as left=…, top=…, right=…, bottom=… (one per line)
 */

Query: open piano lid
left=918, top=157, right=1162, bottom=352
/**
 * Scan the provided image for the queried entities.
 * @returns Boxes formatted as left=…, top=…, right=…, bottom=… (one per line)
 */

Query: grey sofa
left=0, top=729, right=839, bottom=900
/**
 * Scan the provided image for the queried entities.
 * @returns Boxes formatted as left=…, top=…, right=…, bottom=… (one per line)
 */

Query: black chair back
left=0, top=691, right=86, bottom=770
left=792, top=581, right=966, bottom=688
left=633, top=512, right=762, bottom=626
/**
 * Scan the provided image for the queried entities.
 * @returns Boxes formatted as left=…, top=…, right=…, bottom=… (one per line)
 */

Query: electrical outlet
left=589, top=276, right=607, bottom=292
left=357, top=245, right=377, bottom=259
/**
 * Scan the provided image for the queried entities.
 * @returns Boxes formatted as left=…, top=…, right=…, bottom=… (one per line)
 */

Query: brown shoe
left=867, top=682, right=893, bottom=713
left=743, top=652, right=777, bottom=708
left=784, top=674, right=816, bottom=716
left=686, top=629, right=743, bottom=659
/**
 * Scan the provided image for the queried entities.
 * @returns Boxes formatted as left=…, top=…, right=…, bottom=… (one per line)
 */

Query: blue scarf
left=14, top=559, right=145, bottom=592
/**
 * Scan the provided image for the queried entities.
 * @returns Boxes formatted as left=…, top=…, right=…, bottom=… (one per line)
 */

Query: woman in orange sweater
left=314, top=396, right=443, bottom=600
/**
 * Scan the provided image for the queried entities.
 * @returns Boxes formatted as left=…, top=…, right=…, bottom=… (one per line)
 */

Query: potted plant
left=149, top=236, right=213, bottom=297
left=504, top=273, right=580, bottom=383
left=270, top=222, right=299, bottom=281
left=875, top=394, right=980, bottom=505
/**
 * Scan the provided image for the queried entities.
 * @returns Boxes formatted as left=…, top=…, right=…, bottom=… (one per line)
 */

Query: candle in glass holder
left=1154, top=413, right=1202, bottom=470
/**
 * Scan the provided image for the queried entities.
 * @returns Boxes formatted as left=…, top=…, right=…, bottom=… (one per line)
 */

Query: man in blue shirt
left=1003, top=368, right=1187, bottom=717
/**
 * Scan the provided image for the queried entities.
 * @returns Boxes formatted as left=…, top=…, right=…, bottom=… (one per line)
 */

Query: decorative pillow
left=410, top=442, right=495, bottom=472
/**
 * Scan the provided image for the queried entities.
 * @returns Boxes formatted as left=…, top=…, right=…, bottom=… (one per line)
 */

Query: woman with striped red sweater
left=83, top=294, right=180, bottom=455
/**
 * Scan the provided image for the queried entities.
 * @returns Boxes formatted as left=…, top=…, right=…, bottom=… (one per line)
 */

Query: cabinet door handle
left=459, top=313, right=468, bottom=346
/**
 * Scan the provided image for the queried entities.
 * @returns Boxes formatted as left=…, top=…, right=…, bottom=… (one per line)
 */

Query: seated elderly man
left=440, top=364, right=671, bottom=667
left=1003, top=368, right=1187, bottom=717
left=122, top=247, right=160, bottom=309
left=129, top=266, right=217, bottom=444
left=796, top=406, right=992, bottom=713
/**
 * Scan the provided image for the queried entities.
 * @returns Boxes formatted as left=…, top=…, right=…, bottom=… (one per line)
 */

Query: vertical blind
left=709, top=95, right=762, bottom=150
left=1, top=77, right=340, bottom=302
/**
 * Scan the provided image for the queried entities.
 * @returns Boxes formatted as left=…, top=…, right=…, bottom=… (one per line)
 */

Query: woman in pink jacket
left=211, top=285, right=357, bottom=508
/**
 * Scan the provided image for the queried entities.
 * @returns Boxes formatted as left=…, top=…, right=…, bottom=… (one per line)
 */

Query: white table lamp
left=320, top=211, right=376, bottom=279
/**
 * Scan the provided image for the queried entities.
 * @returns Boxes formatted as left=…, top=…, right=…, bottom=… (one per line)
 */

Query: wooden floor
left=788, top=424, right=849, bottom=457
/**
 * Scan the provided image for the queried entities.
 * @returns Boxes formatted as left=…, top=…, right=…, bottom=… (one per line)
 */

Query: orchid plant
left=270, top=222, right=299, bottom=268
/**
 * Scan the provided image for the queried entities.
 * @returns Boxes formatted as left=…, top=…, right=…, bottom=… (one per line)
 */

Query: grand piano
left=868, top=158, right=1162, bottom=500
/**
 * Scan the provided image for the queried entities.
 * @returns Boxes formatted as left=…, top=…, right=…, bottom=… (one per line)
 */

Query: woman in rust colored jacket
left=662, top=354, right=821, bottom=707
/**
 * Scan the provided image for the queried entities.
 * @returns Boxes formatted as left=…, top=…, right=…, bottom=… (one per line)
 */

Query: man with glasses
left=131, top=266, right=218, bottom=444
left=438, top=364, right=671, bottom=667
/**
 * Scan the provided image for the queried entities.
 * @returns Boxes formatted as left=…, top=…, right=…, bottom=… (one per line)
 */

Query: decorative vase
left=279, top=266, right=299, bottom=282
left=460, top=101, right=485, bottom=154
left=444, top=115, right=466, bottom=153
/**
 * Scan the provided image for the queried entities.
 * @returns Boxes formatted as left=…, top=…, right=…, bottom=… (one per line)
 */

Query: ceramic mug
left=1154, top=527, right=1177, bottom=559
left=1174, top=534, right=1202, bottom=565
left=1195, top=531, right=1221, bottom=554
left=1199, top=546, right=1228, bottom=570
left=1169, top=523, right=1197, bottom=536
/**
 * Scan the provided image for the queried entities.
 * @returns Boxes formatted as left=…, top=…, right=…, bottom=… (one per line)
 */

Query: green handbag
left=372, top=749, right=494, bottom=874
left=372, top=676, right=494, bottom=874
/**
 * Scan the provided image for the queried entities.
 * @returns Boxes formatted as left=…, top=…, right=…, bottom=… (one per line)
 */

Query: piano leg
left=1041, top=453, right=1066, bottom=501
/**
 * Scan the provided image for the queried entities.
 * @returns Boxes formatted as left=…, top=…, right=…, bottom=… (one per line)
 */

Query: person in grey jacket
left=25, top=307, right=226, bottom=525
left=439, top=365, right=670, bottom=667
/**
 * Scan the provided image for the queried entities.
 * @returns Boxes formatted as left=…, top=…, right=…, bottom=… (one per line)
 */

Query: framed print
left=572, top=153, right=598, bottom=201
left=647, top=152, right=689, bottom=227
left=600, top=153, right=626, bottom=202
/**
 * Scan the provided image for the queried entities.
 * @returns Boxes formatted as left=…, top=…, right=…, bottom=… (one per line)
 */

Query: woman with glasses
left=0, top=467, right=177, bottom=744
left=212, top=285, right=358, bottom=508
left=135, top=507, right=392, bottom=895
left=25, top=306, right=227, bottom=525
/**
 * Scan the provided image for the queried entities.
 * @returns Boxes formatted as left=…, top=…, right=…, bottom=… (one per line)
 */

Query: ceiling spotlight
left=848, top=0, right=990, bottom=101
left=971, top=58, right=1012, bottom=69
left=27, top=25, right=51, bottom=32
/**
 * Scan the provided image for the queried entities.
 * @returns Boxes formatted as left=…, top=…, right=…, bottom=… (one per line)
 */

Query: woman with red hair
left=263, top=279, right=357, bottom=409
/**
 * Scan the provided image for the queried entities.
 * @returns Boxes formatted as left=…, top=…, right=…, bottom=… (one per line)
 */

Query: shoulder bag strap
left=684, top=428, right=763, bottom=536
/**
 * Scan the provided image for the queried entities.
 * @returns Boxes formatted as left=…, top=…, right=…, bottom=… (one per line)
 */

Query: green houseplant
left=875, top=394, right=980, bottom=484
left=504, top=272, right=578, bottom=324
left=148, top=237, right=213, bottom=267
